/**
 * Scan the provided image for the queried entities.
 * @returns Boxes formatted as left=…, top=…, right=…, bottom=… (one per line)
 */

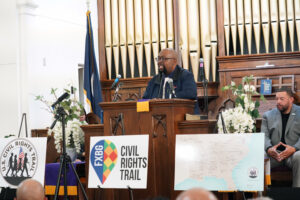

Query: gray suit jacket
left=262, top=104, right=300, bottom=151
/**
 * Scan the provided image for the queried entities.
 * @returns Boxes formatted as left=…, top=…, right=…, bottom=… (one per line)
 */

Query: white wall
left=0, top=0, right=99, bottom=137
left=0, top=0, right=19, bottom=136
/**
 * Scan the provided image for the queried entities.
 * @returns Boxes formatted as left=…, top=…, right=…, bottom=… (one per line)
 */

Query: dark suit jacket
left=262, top=104, right=300, bottom=151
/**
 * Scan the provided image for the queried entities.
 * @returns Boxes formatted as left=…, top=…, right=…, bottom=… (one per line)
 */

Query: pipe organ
left=103, top=0, right=218, bottom=82
left=102, top=0, right=299, bottom=81
left=224, top=0, right=300, bottom=55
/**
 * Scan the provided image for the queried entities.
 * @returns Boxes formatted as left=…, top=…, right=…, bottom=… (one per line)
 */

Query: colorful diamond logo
left=91, top=140, right=117, bottom=184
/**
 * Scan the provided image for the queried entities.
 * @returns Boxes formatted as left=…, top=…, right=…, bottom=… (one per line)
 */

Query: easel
left=18, top=113, right=28, bottom=138
left=0, top=113, right=28, bottom=199
left=96, top=185, right=134, bottom=200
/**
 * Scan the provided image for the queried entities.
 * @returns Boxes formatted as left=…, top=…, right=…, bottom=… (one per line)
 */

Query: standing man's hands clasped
left=267, top=142, right=296, bottom=162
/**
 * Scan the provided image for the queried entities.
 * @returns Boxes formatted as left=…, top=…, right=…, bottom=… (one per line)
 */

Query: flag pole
left=86, top=0, right=90, bottom=11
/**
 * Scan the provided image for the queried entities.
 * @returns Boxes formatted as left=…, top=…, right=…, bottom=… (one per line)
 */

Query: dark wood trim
left=219, top=65, right=300, bottom=72
left=196, top=82, right=219, bottom=97
left=101, top=77, right=151, bottom=89
left=217, top=52, right=300, bottom=63
left=81, top=124, right=104, bottom=200
left=217, top=52, right=300, bottom=72
left=31, top=129, right=61, bottom=164
left=97, top=0, right=107, bottom=80
left=100, top=99, right=196, bottom=110
left=178, top=119, right=217, bottom=128
left=196, top=82, right=219, bottom=87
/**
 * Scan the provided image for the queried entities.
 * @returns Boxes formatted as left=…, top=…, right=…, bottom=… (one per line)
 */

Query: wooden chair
left=271, top=166, right=293, bottom=186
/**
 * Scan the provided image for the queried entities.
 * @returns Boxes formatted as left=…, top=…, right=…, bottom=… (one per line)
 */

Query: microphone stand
left=157, top=72, right=164, bottom=98
left=52, top=106, right=89, bottom=200
left=203, top=76, right=209, bottom=118
left=112, top=82, right=123, bottom=102
left=199, top=58, right=208, bottom=119
left=168, top=79, right=176, bottom=99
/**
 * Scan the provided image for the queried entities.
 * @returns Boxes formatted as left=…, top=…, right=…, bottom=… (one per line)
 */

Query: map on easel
left=174, top=133, right=264, bottom=191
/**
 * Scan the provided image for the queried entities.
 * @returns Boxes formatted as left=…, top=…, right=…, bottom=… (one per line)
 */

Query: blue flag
left=84, top=11, right=103, bottom=121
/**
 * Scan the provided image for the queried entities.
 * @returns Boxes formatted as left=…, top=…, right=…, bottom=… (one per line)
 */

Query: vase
left=66, top=147, right=77, bottom=162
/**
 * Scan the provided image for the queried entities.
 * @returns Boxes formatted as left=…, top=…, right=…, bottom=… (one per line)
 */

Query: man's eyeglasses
left=155, top=57, right=175, bottom=62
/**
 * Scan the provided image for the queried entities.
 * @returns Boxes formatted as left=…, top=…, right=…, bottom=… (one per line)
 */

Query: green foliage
left=35, top=86, right=84, bottom=123
left=221, top=75, right=266, bottom=132
left=4, top=134, right=15, bottom=138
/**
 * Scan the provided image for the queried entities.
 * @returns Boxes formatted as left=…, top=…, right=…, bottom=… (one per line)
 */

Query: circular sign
left=0, top=138, right=38, bottom=186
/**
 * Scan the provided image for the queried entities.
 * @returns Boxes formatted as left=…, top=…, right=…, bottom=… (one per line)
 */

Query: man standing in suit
left=262, top=87, right=300, bottom=187
left=143, top=48, right=197, bottom=100
left=143, top=48, right=199, bottom=113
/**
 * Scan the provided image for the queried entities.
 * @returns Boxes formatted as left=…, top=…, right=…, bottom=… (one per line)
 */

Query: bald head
left=157, top=48, right=178, bottom=75
left=176, top=188, right=218, bottom=200
left=16, top=179, right=45, bottom=200
left=160, top=48, right=178, bottom=59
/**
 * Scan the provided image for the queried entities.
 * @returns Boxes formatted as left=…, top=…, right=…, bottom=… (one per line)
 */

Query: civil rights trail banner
left=88, top=135, right=149, bottom=189
left=0, top=138, right=47, bottom=188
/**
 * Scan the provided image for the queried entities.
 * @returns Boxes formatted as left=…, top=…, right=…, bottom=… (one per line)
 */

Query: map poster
left=174, top=133, right=264, bottom=191
left=0, top=138, right=47, bottom=188
left=88, top=135, right=149, bottom=189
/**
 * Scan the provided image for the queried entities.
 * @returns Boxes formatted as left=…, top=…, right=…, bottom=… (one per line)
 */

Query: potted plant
left=218, top=75, right=265, bottom=133
left=35, top=86, right=86, bottom=161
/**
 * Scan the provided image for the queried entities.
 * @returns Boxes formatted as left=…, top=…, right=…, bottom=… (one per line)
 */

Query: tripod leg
left=63, top=156, right=68, bottom=200
left=54, top=156, right=64, bottom=200
left=68, top=159, right=89, bottom=200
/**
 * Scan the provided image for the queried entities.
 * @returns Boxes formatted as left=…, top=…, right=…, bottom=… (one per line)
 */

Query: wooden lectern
left=82, top=99, right=195, bottom=200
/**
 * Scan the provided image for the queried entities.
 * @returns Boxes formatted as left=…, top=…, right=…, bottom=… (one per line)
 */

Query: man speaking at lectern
left=143, top=48, right=197, bottom=103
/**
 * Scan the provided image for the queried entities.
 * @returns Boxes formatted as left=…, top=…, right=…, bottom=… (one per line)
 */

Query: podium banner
left=88, top=135, right=149, bottom=189
left=0, top=138, right=47, bottom=188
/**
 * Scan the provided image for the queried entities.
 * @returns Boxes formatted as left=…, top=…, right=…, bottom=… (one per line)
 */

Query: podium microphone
left=167, top=79, right=176, bottom=98
left=51, top=92, right=69, bottom=108
left=111, top=74, right=121, bottom=89
left=199, top=58, right=205, bottom=82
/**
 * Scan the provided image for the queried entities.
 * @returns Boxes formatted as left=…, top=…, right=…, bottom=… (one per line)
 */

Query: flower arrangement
left=35, top=86, right=86, bottom=153
left=217, top=75, right=265, bottom=133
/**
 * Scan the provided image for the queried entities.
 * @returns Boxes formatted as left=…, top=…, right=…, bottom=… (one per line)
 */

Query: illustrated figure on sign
left=6, top=153, right=14, bottom=177
left=12, top=155, right=18, bottom=177
left=17, top=157, right=23, bottom=177
left=21, top=153, right=29, bottom=177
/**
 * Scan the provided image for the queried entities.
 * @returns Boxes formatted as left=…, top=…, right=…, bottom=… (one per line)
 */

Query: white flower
left=48, top=119, right=86, bottom=153
left=250, top=85, right=256, bottom=92
left=36, top=86, right=85, bottom=154
left=219, top=76, right=263, bottom=134
left=244, top=84, right=250, bottom=92
left=218, top=107, right=254, bottom=134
